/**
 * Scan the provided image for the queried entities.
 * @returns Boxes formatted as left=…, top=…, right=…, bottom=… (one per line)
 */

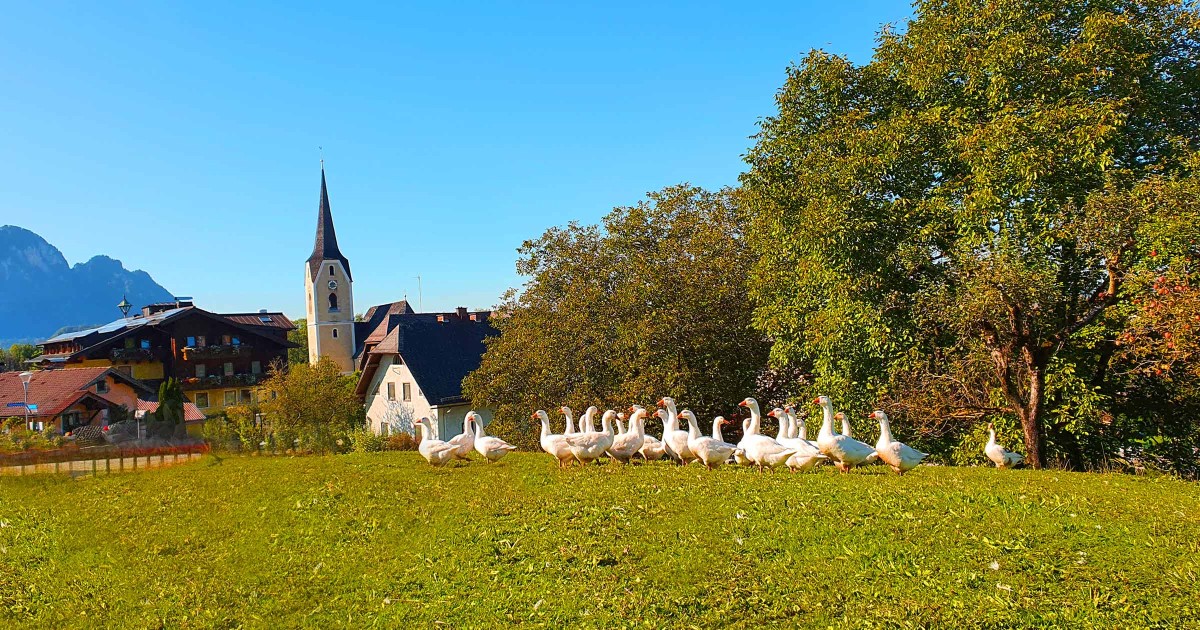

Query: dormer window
left=328, top=293, right=339, bottom=311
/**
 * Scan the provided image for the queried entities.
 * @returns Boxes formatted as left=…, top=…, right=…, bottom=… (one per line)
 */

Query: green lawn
left=1, top=453, right=1198, bottom=628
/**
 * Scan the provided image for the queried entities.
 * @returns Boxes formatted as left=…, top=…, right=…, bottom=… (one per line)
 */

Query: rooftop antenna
left=414, top=275, right=423, bottom=312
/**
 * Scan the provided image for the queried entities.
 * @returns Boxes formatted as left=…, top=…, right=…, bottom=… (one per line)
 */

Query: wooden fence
left=0, top=443, right=210, bottom=477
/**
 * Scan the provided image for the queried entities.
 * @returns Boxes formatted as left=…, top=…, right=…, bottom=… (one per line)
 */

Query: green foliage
left=258, top=357, right=364, bottom=453
left=287, top=319, right=308, bottom=366
left=464, top=185, right=770, bottom=448
left=0, top=344, right=40, bottom=372
left=348, top=428, right=386, bottom=453
left=1, top=454, right=1199, bottom=626
left=740, top=0, right=1200, bottom=468
left=149, top=378, right=187, bottom=440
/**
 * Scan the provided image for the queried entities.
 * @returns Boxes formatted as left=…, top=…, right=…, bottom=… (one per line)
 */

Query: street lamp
left=118, top=295, right=132, bottom=318
left=18, top=371, right=33, bottom=431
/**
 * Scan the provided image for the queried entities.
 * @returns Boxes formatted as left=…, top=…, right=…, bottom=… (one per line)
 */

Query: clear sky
left=2, top=1, right=913, bottom=319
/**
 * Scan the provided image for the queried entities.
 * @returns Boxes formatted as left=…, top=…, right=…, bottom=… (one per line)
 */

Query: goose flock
left=416, top=397, right=1026, bottom=473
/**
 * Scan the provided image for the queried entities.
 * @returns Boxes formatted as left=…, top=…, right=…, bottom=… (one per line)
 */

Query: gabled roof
left=306, top=168, right=352, bottom=281
left=36, top=306, right=297, bottom=361
left=135, top=398, right=206, bottom=423
left=355, top=300, right=415, bottom=359
left=0, top=367, right=139, bottom=418
left=355, top=311, right=496, bottom=405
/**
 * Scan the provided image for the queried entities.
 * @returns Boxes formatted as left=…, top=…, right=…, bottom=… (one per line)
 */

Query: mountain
left=0, top=226, right=174, bottom=346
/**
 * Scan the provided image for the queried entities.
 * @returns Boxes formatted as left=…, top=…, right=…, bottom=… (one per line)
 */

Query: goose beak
left=766, top=410, right=775, bottom=417
left=812, top=398, right=820, bottom=405
left=656, top=398, right=665, bottom=407
left=738, top=400, right=748, bottom=408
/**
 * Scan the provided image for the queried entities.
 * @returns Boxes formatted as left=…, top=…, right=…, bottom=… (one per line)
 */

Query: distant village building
left=0, top=367, right=153, bottom=434
left=304, top=169, right=498, bottom=437
left=31, top=300, right=295, bottom=416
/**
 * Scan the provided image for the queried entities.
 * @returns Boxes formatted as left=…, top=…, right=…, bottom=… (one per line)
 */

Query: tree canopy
left=464, top=185, right=769, bottom=447
left=740, top=0, right=1200, bottom=468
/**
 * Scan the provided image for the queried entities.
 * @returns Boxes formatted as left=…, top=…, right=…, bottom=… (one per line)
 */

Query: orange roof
left=135, top=399, right=207, bottom=423
left=0, top=367, right=114, bottom=418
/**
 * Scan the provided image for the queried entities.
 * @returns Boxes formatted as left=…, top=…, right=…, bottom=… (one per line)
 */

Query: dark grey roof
left=306, top=168, right=352, bottom=281
left=376, top=313, right=496, bottom=405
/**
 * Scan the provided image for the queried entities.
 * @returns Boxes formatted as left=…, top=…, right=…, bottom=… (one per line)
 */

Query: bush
left=384, top=432, right=418, bottom=451
left=349, top=429, right=386, bottom=453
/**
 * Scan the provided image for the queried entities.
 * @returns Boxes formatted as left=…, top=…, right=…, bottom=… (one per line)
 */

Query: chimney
left=456, top=306, right=467, bottom=319
left=259, top=309, right=268, bottom=314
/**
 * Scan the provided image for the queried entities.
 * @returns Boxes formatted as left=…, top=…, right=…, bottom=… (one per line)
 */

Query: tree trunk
left=1018, top=356, right=1047, bottom=469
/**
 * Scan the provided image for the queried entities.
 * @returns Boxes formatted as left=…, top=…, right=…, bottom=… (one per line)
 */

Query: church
left=303, top=168, right=497, bottom=439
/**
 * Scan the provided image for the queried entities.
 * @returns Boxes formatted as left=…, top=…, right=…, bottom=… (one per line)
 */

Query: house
left=0, top=367, right=155, bottom=434
left=303, top=167, right=500, bottom=437
left=354, top=306, right=498, bottom=439
left=30, top=300, right=296, bottom=416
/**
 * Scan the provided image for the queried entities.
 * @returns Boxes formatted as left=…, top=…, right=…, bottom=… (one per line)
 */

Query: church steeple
left=307, top=168, right=352, bottom=281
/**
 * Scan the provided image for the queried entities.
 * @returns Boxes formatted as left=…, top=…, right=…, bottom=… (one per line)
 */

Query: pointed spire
left=307, top=166, right=352, bottom=281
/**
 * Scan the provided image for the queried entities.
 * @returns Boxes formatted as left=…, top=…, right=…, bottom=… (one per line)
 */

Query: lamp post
left=18, top=371, right=33, bottom=431
left=118, top=295, right=132, bottom=318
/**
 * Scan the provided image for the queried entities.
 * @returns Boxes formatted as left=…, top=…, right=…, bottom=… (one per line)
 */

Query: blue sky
left=2, top=1, right=913, bottom=319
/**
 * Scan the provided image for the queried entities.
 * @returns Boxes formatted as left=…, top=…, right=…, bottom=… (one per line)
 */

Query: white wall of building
left=363, top=356, right=493, bottom=439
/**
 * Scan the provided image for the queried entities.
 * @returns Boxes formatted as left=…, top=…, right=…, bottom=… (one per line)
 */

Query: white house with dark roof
left=354, top=305, right=496, bottom=439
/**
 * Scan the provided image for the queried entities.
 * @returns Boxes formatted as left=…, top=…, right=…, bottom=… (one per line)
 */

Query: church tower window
left=329, top=293, right=339, bottom=311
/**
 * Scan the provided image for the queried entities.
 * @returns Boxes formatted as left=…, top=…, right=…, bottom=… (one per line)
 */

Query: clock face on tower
left=328, top=280, right=338, bottom=290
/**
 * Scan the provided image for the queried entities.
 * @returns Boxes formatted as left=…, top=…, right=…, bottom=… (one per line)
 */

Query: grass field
left=1, top=453, right=1198, bottom=628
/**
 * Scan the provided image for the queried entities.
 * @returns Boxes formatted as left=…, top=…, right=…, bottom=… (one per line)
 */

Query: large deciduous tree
left=741, top=0, right=1199, bottom=468
left=464, top=185, right=769, bottom=448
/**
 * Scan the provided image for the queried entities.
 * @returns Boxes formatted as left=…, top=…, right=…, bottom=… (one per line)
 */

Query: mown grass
left=1, top=453, right=1198, bottom=628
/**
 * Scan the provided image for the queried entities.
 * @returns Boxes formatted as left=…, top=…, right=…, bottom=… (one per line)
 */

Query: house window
left=251, top=361, right=261, bottom=375
left=328, top=293, right=339, bottom=311
left=224, top=390, right=236, bottom=406
left=387, top=382, right=396, bottom=401
left=124, top=338, right=135, bottom=349
left=402, top=382, right=412, bottom=401
left=186, top=336, right=196, bottom=347
left=195, top=392, right=209, bottom=408
left=240, top=389, right=253, bottom=403
left=332, top=328, right=339, bottom=339
left=140, top=339, right=150, bottom=349
left=116, top=365, right=133, bottom=377
left=381, top=424, right=389, bottom=437
left=196, top=335, right=206, bottom=347
left=222, top=335, right=232, bottom=345
left=224, top=362, right=233, bottom=376
left=232, top=336, right=240, bottom=346
left=61, top=412, right=84, bottom=433
left=96, top=380, right=109, bottom=394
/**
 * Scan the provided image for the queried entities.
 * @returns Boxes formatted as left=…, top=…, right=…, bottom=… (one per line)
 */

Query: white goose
left=658, top=397, right=695, bottom=464
left=814, top=396, right=876, bottom=472
left=768, top=407, right=825, bottom=472
left=836, top=410, right=880, bottom=464
left=639, top=410, right=668, bottom=461
left=470, top=412, right=518, bottom=463
left=607, top=407, right=647, bottom=463
left=733, top=418, right=753, bottom=466
left=534, top=409, right=573, bottom=467
left=986, top=422, right=1025, bottom=469
left=563, top=407, right=615, bottom=465
left=870, top=410, right=926, bottom=475
left=681, top=410, right=739, bottom=469
left=415, top=417, right=460, bottom=467
left=786, top=405, right=821, bottom=452
left=561, top=406, right=577, bottom=436
left=580, top=406, right=599, bottom=433
left=447, top=413, right=475, bottom=460
left=736, top=397, right=796, bottom=471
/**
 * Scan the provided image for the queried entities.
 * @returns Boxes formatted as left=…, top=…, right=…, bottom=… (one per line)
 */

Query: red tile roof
left=135, top=399, right=206, bottom=423
left=0, top=367, right=113, bottom=418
